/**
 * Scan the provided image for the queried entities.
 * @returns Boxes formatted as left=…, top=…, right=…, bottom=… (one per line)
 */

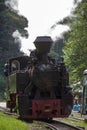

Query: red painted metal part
left=24, top=99, right=61, bottom=119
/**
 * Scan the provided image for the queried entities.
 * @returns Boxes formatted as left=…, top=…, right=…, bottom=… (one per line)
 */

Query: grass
left=0, top=112, right=29, bottom=130
left=56, top=112, right=87, bottom=130
left=0, top=112, right=48, bottom=130
left=61, top=117, right=87, bottom=126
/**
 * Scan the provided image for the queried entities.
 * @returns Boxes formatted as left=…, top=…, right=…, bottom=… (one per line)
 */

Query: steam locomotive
left=4, top=36, right=73, bottom=119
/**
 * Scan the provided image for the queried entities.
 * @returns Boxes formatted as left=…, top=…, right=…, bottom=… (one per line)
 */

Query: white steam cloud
left=5, top=0, right=19, bottom=12
left=12, top=30, right=21, bottom=44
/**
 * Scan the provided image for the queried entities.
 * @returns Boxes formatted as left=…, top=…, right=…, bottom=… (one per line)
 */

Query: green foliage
left=50, top=38, right=64, bottom=62
left=62, top=0, right=87, bottom=84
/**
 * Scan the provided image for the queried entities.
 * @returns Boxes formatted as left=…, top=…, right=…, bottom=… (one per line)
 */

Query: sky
left=18, top=0, right=74, bottom=54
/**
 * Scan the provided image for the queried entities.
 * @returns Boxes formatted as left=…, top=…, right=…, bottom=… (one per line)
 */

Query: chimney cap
left=34, top=36, right=53, bottom=43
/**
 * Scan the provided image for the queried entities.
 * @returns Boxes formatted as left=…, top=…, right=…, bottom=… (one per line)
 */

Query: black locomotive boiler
left=4, top=36, right=73, bottom=119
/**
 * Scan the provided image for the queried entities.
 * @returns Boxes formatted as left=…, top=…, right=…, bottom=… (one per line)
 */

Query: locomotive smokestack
left=34, top=36, right=53, bottom=54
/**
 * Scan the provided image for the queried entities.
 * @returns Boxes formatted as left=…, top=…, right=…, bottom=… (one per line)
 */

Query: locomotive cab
left=4, top=56, right=30, bottom=112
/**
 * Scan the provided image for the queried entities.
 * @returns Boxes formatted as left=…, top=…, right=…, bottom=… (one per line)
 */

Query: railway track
left=0, top=106, right=85, bottom=130
left=42, top=120, right=85, bottom=130
left=0, top=106, right=19, bottom=117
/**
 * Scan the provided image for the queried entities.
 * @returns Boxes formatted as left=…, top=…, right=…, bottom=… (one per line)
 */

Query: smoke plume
left=12, top=30, right=22, bottom=45
left=5, top=0, right=18, bottom=12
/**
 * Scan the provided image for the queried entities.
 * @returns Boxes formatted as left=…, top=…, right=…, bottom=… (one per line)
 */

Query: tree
left=50, top=37, right=64, bottom=62
left=63, top=0, right=87, bottom=84
left=50, top=0, right=87, bottom=86
left=0, top=0, right=28, bottom=100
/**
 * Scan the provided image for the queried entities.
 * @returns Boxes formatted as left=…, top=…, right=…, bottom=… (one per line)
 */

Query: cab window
left=11, top=60, right=20, bottom=72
